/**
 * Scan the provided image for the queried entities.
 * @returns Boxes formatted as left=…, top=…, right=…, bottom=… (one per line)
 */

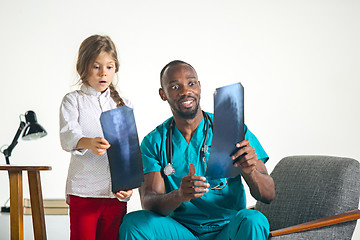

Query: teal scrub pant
left=119, top=209, right=269, bottom=240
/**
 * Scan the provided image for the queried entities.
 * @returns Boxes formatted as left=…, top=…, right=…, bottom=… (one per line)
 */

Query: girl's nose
left=100, top=68, right=107, bottom=76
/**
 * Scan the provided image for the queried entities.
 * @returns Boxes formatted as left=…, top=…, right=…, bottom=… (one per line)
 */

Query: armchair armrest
left=270, top=209, right=360, bottom=237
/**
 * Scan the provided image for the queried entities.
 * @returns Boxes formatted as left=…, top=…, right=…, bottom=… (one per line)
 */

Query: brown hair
left=76, top=35, right=125, bottom=107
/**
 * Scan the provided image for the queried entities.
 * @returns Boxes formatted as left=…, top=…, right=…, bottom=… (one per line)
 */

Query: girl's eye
left=107, top=66, right=114, bottom=70
left=93, top=66, right=100, bottom=69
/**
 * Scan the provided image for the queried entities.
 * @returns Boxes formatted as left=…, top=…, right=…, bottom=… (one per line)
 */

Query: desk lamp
left=1, top=110, right=47, bottom=165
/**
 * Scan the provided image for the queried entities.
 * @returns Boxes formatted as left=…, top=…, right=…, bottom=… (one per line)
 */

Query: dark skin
left=140, top=63, right=275, bottom=216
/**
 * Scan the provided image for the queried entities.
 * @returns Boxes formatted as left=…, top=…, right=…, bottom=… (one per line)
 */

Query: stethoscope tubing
left=165, top=111, right=212, bottom=176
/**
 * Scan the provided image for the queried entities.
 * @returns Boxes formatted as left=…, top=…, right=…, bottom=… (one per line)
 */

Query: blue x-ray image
left=100, top=106, right=144, bottom=193
left=206, top=82, right=244, bottom=179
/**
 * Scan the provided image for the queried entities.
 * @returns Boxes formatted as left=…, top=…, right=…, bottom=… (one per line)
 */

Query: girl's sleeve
left=59, top=93, right=86, bottom=154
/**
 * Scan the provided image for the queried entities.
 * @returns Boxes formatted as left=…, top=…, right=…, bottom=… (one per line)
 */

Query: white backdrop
left=0, top=0, right=359, bottom=239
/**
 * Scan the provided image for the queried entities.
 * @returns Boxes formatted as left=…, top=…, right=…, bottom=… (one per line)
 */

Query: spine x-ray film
left=100, top=106, right=144, bottom=193
left=205, top=82, right=244, bottom=179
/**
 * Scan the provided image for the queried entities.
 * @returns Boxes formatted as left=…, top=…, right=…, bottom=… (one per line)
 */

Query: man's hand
left=230, top=140, right=275, bottom=203
left=231, top=140, right=258, bottom=175
left=178, top=163, right=209, bottom=202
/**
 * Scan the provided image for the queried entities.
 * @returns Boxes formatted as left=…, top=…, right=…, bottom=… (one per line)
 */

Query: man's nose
left=179, top=85, right=191, bottom=96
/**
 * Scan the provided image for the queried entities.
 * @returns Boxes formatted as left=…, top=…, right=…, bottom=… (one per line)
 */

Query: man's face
left=159, top=64, right=201, bottom=119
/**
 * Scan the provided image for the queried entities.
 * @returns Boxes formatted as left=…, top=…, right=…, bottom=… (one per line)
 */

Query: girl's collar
left=80, top=84, right=110, bottom=97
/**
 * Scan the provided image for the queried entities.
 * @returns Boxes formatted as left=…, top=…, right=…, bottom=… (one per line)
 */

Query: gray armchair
left=255, top=155, right=360, bottom=239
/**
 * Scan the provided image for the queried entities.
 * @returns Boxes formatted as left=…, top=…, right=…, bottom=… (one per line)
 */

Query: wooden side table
left=0, top=165, right=51, bottom=240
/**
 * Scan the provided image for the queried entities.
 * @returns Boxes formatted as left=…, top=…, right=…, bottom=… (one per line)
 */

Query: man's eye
left=171, top=85, right=178, bottom=90
left=189, top=81, right=195, bottom=86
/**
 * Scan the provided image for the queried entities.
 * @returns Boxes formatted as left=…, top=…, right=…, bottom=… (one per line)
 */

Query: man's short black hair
left=160, top=60, right=197, bottom=88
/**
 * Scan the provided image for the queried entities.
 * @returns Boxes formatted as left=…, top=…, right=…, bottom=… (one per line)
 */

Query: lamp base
left=1, top=206, right=10, bottom=212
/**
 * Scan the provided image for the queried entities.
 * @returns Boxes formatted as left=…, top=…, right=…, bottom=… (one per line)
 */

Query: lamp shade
left=22, top=111, right=47, bottom=140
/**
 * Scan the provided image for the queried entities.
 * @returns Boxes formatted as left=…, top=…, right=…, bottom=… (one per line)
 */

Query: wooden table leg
left=8, top=170, right=24, bottom=240
left=28, top=170, right=47, bottom=240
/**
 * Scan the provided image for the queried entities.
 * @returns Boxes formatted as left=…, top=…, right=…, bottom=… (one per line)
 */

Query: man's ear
left=159, top=88, right=167, bottom=101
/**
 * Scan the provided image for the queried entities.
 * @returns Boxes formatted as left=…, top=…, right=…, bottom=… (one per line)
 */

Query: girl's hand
left=90, top=137, right=110, bottom=155
left=115, top=190, right=133, bottom=199
left=76, top=137, right=110, bottom=155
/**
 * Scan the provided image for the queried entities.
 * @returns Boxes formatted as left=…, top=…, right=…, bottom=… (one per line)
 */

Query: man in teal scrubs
left=119, top=60, right=275, bottom=240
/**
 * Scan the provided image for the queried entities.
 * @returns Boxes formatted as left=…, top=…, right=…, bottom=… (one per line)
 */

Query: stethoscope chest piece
left=164, top=163, right=175, bottom=176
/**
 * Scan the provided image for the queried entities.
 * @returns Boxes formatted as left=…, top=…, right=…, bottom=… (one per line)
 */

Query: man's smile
left=178, top=96, right=197, bottom=108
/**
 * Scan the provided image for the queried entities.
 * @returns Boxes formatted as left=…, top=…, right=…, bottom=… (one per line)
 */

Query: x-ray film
left=100, top=106, right=144, bottom=193
left=205, top=82, right=244, bottom=179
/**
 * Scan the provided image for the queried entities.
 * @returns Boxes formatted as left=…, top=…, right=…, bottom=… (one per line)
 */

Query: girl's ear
left=159, top=88, right=167, bottom=101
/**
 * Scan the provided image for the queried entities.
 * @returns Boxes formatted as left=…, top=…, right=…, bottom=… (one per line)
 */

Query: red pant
left=69, top=195, right=127, bottom=240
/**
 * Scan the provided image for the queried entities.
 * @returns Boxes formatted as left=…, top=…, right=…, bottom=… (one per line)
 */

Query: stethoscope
left=164, top=111, right=227, bottom=190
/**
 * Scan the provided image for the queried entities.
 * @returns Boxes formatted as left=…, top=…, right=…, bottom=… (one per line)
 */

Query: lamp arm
left=2, top=121, right=26, bottom=164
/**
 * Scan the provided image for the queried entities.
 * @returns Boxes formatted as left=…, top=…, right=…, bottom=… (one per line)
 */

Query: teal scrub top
left=140, top=112, right=268, bottom=234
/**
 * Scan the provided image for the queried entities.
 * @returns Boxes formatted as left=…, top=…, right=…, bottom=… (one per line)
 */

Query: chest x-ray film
left=100, top=106, right=144, bottom=193
left=205, top=82, right=244, bottom=179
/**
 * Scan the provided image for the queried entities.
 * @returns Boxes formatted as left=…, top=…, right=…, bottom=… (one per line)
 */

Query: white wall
left=0, top=0, right=359, bottom=238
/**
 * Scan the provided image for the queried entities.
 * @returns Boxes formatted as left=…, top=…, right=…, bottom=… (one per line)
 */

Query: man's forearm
left=242, top=169, right=275, bottom=204
left=140, top=188, right=184, bottom=216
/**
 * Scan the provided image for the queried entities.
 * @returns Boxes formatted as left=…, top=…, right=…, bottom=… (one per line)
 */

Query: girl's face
left=86, top=52, right=116, bottom=93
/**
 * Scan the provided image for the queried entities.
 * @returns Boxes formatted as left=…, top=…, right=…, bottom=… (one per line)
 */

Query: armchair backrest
left=255, top=155, right=359, bottom=234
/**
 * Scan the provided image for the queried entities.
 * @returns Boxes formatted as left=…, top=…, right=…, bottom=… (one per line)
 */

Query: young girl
left=59, top=35, right=133, bottom=240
